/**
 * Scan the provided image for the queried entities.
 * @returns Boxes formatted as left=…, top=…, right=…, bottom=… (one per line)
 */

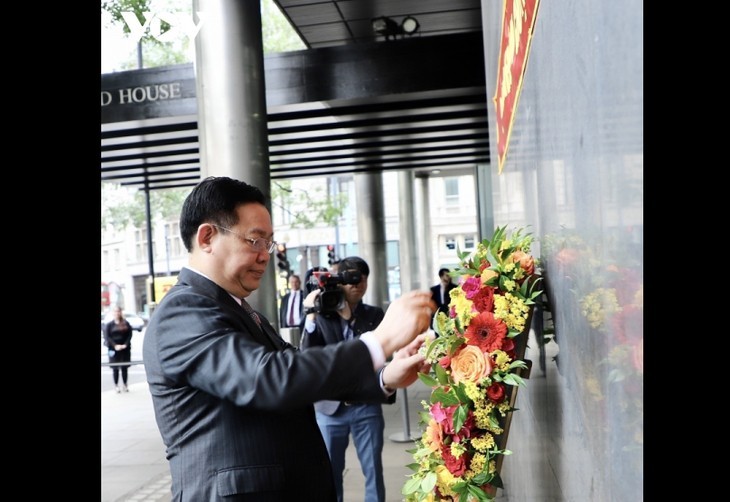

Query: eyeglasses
left=211, top=224, right=277, bottom=254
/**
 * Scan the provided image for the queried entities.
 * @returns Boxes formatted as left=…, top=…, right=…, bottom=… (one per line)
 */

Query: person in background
left=143, top=176, right=435, bottom=501
left=103, top=305, right=133, bottom=393
left=279, top=274, right=304, bottom=328
left=299, top=256, right=388, bottom=502
left=431, top=267, right=457, bottom=318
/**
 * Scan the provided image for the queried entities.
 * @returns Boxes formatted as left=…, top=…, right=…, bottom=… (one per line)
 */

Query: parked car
left=102, top=311, right=146, bottom=332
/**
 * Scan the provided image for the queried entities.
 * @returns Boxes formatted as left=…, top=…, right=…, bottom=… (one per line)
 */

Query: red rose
left=442, top=447, right=468, bottom=477
left=486, top=382, right=506, bottom=403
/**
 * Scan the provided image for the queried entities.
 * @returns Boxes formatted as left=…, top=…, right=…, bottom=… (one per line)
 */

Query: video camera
left=308, top=270, right=362, bottom=315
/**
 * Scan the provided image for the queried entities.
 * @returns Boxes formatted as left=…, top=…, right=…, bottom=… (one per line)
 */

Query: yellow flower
left=434, top=465, right=458, bottom=497
left=470, top=452, right=487, bottom=474
left=471, top=434, right=495, bottom=452
left=492, top=350, right=511, bottom=371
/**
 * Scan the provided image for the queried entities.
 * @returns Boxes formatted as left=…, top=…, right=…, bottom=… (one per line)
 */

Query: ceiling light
left=372, top=16, right=420, bottom=40
left=401, top=16, right=419, bottom=35
left=372, top=16, right=400, bottom=38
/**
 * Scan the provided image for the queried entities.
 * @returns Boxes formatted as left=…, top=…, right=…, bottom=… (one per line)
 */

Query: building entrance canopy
left=101, top=31, right=489, bottom=191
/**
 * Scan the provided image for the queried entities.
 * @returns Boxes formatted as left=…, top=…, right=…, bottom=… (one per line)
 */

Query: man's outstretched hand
left=382, top=332, right=435, bottom=389
left=373, top=290, right=435, bottom=359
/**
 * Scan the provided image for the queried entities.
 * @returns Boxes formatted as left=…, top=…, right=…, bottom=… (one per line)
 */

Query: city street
left=100, top=328, right=147, bottom=393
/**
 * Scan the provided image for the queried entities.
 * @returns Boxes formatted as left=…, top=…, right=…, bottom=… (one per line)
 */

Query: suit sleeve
left=146, top=289, right=384, bottom=412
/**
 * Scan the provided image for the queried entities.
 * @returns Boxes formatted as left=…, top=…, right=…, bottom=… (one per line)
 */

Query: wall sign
left=493, top=0, right=541, bottom=173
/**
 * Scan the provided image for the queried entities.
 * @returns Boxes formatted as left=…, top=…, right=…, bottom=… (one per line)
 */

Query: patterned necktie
left=240, top=299, right=262, bottom=329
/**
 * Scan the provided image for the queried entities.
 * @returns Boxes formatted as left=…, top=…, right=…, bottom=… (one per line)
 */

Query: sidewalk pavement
left=101, top=375, right=433, bottom=502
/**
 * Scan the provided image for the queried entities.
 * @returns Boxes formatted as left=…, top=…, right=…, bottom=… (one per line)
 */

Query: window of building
left=444, top=177, right=459, bottom=206
left=464, top=235, right=476, bottom=249
left=165, top=221, right=183, bottom=257
left=135, top=228, right=150, bottom=262
left=445, top=236, right=456, bottom=250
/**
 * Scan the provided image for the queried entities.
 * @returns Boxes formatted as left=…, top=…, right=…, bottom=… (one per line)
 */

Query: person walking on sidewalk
left=300, top=256, right=389, bottom=502
left=142, top=176, right=435, bottom=501
left=103, top=305, right=133, bottom=393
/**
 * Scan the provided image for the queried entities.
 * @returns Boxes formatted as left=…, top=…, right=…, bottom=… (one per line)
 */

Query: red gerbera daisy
left=464, top=311, right=507, bottom=353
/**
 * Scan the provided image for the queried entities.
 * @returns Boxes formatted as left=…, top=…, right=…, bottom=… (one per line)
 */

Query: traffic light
left=327, top=245, right=336, bottom=265
left=276, top=243, right=291, bottom=277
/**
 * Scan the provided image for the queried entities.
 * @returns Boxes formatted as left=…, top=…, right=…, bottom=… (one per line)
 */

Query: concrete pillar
left=475, top=163, right=495, bottom=240
left=397, top=170, right=420, bottom=294
left=414, top=173, right=433, bottom=290
left=193, top=0, right=277, bottom=323
left=354, top=172, right=389, bottom=310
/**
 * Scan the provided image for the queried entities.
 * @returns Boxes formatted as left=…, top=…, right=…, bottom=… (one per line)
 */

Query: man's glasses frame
left=211, top=224, right=277, bottom=254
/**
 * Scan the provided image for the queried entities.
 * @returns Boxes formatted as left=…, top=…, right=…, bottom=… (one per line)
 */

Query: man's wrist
left=379, top=366, right=395, bottom=394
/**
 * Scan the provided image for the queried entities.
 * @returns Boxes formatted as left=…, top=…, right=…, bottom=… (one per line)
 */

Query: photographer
left=300, top=256, right=389, bottom=502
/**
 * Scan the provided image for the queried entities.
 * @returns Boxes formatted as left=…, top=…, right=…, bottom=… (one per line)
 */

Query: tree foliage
left=271, top=180, right=347, bottom=229
left=102, top=0, right=305, bottom=70
left=102, top=183, right=191, bottom=230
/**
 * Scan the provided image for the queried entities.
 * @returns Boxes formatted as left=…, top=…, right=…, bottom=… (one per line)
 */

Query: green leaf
left=434, top=360, right=450, bottom=385
left=470, top=469, right=493, bottom=486
left=453, top=404, right=468, bottom=432
left=402, top=476, right=422, bottom=495
left=502, top=373, right=526, bottom=387
left=508, top=360, right=528, bottom=370
left=453, top=383, right=470, bottom=403
left=467, top=484, right=492, bottom=501
left=431, top=387, right=460, bottom=406
left=418, top=372, right=438, bottom=387
left=422, top=471, right=437, bottom=492
left=490, top=471, right=505, bottom=488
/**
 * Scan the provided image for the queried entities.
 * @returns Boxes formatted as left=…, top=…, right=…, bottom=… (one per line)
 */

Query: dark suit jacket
left=143, top=268, right=391, bottom=501
left=431, top=282, right=457, bottom=314
left=300, top=302, right=394, bottom=415
left=278, top=289, right=304, bottom=328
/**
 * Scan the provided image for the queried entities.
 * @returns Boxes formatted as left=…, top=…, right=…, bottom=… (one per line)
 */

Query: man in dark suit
left=299, top=256, right=388, bottom=502
left=142, top=176, right=435, bottom=501
left=279, top=273, right=304, bottom=328
left=431, top=267, right=457, bottom=316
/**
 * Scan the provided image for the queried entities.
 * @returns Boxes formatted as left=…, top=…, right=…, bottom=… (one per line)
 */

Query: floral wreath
left=403, top=226, right=542, bottom=501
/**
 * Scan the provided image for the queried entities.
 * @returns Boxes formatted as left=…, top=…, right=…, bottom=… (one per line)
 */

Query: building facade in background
left=101, top=171, right=478, bottom=315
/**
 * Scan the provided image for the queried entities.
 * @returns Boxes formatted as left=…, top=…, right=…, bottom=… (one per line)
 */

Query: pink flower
left=460, top=276, right=483, bottom=299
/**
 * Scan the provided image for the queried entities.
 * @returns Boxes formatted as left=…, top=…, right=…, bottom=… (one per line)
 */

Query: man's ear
left=197, top=223, right=216, bottom=251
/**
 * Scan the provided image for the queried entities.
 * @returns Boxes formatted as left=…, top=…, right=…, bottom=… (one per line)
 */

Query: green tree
left=102, top=0, right=304, bottom=70
left=261, top=0, right=306, bottom=53
left=101, top=0, right=184, bottom=69
left=271, top=180, right=347, bottom=228
left=102, top=183, right=191, bottom=230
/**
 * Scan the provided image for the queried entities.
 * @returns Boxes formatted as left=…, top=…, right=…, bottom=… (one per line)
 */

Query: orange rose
left=512, top=250, right=535, bottom=275
left=450, top=345, right=491, bottom=384
left=480, top=268, right=499, bottom=284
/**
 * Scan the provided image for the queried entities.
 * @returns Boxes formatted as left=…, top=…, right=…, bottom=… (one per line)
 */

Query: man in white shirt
left=279, top=274, right=304, bottom=328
